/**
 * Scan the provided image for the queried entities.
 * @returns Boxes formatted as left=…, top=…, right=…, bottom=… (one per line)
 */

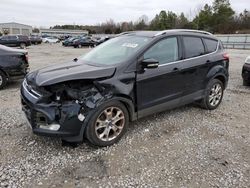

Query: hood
left=31, top=61, right=116, bottom=86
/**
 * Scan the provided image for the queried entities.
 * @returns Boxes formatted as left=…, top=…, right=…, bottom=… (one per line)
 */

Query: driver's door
left=136, top=36, right=185, bottom=117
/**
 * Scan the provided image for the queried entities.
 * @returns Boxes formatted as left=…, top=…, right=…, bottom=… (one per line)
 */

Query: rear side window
left=204, top=38, right=218, bottom=53
left=144, top=37, right=179, bottom=65
left=183, top=37, right=205, bottom=59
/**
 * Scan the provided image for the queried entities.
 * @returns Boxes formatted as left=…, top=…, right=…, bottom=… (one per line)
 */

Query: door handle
left=172, top=67, right=180, bottom=72
left=206, top=60, right=211, bottom=63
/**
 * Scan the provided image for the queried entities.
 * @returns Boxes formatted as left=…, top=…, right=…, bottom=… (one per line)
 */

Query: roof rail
left=154, top=29, right=213, bottom=36
left=116, top=31, right=134, bottom=37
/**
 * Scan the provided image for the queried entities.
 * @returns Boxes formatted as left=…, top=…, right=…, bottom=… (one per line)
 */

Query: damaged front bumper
left=21, top=82, right=88, bottom=142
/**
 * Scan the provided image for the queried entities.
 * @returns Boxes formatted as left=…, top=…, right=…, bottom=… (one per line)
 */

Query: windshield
left=80, top=35, right=152, bottom=65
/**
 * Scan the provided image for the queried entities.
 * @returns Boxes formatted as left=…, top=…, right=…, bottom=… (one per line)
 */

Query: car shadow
left=4, top=80, right=23, bottom=90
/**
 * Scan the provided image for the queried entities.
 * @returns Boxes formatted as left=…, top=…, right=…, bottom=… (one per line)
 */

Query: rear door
left=136, top=36, right=184, bottom=117
left=180, top=36, right=208, bottom=96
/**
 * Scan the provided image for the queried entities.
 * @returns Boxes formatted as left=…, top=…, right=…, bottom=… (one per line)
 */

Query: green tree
left=176, top=12, right=189, bottom=28
left=150, top=14, right=160, bottom=30
left=166, top=11, right=177, bottom=29
left=212, top=0, right=235, bottom=33
left=193, top=4, right=213, bottom=31
left=158, top=10, right=168, bottom=29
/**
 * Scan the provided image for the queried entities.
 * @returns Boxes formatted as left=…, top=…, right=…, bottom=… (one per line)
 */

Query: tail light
left=223, top=53, right=229, bottom=60
left=25, top=52, right=29, bottom=62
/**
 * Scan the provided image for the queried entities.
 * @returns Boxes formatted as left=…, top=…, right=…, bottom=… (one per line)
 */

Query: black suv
left=0, top=35, right=31, bottom=49
left=21, top=30, right=229, bottom=147
left=0, top=45, right=29, bottom=89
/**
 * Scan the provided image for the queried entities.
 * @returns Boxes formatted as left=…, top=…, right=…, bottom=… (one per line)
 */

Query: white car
left=42, top=37, right=59, bottom=43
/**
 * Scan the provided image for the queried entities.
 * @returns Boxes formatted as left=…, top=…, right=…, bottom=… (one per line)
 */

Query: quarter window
left=144, top=37, right=179, bottom=65
left=204, top=38, right=218, bottom=53
left=183, top=37, right=205, bottom=58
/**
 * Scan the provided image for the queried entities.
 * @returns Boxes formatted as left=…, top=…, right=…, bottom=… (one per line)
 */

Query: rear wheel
left=199, top=79, right=224, bottom=110
left=0, top=71, right=7, bottom=90
left=85, top=101, right=129, bottom=147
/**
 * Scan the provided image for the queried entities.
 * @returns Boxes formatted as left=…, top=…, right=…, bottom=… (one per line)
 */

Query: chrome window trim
left=158, top=41, right=219, bottom=67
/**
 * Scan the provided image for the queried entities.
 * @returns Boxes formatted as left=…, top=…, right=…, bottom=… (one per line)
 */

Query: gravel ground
left=0, top=44, right=249, bottom=188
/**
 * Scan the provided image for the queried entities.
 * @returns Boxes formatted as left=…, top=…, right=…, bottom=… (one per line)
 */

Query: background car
left=42, top=36, right=59, bottom=43
left=73, top=37, right=97, bottom=48
left=0, top=44, right=29, bottom=89
left=0, top=35, right=31, bottom=49
left=94, top=36, right=111, bottom=45
left=242, top=56, right=250, bottom=86
left=62, top=36, right=80, bottom=46
left=29, top=35, right=42, bottom=45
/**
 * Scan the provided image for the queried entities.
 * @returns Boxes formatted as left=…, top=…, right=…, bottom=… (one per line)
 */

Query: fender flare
left=206, top=65, right=228, bottom=88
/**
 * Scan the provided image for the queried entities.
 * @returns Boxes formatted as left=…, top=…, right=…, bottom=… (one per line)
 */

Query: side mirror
left=141, top=58, right=159, bottom=69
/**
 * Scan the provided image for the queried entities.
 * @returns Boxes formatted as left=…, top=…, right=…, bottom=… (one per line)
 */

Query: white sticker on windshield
left=122, top=43, right=138, bottom=48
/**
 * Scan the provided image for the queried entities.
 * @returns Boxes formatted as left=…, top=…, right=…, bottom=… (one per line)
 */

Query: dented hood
left=33, top=61, right=116, bottom=86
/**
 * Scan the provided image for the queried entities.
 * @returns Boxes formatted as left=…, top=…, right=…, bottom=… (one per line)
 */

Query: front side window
left=80, top=36, right=152, bottom=65
left=143, top=37, right=179, bottom=65
left=183, top=37, right=205, bottom=59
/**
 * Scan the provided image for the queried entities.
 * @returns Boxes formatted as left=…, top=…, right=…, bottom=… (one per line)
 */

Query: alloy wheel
left=0, top=75, right=3, bottom=86
left=209, top=83, right=222, bottom=107
left=95, top=107, right=125, bottom=142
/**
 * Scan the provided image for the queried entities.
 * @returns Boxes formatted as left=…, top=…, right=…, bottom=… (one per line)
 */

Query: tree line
left=51, top=0, right=250, bottom=34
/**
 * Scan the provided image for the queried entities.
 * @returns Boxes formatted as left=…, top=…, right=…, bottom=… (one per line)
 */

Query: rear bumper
left=242, top=63, right=250, bottom=82
left=6, top=66, right=29, bottom=80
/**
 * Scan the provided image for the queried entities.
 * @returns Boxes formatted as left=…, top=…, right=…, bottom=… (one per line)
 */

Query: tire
left=199, top=79, right=224, bottom=110
left=0, top=70, right=7, bottom=90
left=85, top=101, right=129, bottom=147
left=243, top=80, right=250, bottom=86
left=20, top=43, right=26, bottom=49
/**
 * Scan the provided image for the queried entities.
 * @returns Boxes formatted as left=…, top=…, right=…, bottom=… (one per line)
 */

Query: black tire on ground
left=199, top=79, right=224, bottom=110
left=0, top=70, right=7, bottom=90
left=20, top=43, right=26, bottom=49
left=243, top=80, right=250, bottom=86
left=85, top=100, right=129, bottom=147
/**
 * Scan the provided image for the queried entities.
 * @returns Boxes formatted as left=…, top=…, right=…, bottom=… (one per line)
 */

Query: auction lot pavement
left=0, top=44, right=249, bottom=187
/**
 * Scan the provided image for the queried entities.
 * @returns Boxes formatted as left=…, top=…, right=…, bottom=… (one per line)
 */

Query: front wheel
left=199, top=79, right=224, bottom=110
left=85, top=101, right=129, bottom=147
left=20, top=43, right=26, bottom=49
left=0, top=71, right=7, bottom=90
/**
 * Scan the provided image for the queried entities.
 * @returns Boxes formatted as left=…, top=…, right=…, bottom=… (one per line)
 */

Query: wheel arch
left=111, top=95, right=137, bottom=122
left=0, top=68, right=9, bottom=78
left=206, top=65, right=228, bottom=89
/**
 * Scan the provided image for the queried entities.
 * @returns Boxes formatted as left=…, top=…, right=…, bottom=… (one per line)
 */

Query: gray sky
left=0, top=0, right=248, bottom=28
